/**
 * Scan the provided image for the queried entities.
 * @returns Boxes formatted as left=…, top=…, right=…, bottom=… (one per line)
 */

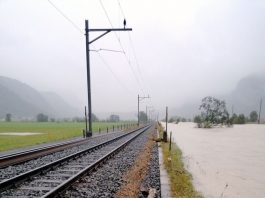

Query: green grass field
left=0, top=121, right=135, bottom=152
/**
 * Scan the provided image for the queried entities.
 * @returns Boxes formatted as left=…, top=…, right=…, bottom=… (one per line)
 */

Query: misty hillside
left=0, top=76, right=80, bottom=119
left=41, top=92, right=80, bottom=118
left=172, top=74, right=265, bottom=119
left=225, top=74, right=265, bottom=115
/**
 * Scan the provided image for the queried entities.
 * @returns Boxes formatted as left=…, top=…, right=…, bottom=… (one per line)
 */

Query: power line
left=127, top=33, right=151, bottom=92
left=47, top=0, right=83, bottom=34
left=117, top=0, right=126, bottom=19
left=90, top=48, right=125, bottom=53
left=47, top=0, right=135, bottom=96
left=116, top=0, right=151, bottom=94
left=99, top=0, right=145, bottom=95
left=95, top=51, right=135, bottom=95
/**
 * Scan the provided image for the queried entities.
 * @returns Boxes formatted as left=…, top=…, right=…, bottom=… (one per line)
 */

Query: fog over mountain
left=171, top=73, right=265, bottom=120
left=1, top=73, right=264, bottom=121
left=0, top=76, right=80, bottom=119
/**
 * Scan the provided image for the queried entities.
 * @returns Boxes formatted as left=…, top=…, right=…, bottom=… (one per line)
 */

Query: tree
left=72, top=117, right=85, bottom=122
left=139, top=111, right=147, bottom=122
left=36, top=113, right=48, bottom=122
left=168, top=117, right=175, bottom=123
left=199, top=96, right=229, bottom=127
left=91, top=113, right=99, bottom=122
left=5, top=113, right=12, bottom=122
left=236, top=114, right=246, bottom=124
left=194, top=115, right=202, bottom=128
left=181, top=118, right=186, bottom=122
left=230, top=113, right=238, bottom=124
left=249, top=111, right=258, bottom=122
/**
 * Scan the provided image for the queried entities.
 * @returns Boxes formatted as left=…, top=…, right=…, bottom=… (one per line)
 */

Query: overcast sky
left=1, top=0, right=265, bottom=118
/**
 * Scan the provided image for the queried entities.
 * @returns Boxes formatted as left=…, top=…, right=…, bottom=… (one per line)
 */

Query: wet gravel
left=0, top=131, right=126, bottom=181
left=63, top=126, right=161, bottom=198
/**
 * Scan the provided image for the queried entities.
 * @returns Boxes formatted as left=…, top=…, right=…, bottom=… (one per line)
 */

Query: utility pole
left=163, top=106, right=168, bottom=142
left=138, top=94, right=139, bottom=126
left=85, top=21, right=92, bottom=137
left=146, top=106, right=153, bottom=123
left=85, top=106, right=88, bottom=136
left=138, top=94, right=150, bottom=126
left=258, top=98, right=263, bottom=124
left=166, top=106, right=168, bottom=133
left=84, top=20, right=132, bottom=137
left=146, top=105, right=148, bottom=123
left=149, top=109, right=155, bottom=123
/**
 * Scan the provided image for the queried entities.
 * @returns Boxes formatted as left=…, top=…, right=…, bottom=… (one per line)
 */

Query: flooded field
left=162, top=122, right=265, bottom=198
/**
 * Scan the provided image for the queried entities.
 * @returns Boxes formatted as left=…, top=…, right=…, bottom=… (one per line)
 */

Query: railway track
left=0, top=125, right=151, bottom=197
left=0, top=128, right=130, bottom=169
left=0, top=138, right=90, bottom=169
left=0, top=128, right=141, bottom=182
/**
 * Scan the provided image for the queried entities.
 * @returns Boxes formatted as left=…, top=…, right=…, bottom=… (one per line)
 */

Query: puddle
left=0, top=132, right=43, bottom=136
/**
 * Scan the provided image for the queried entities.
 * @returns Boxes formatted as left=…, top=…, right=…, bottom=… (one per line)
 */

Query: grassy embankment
left=0, top=121, right=136, bottom=152
left=157, top=123, right=202, bottom=198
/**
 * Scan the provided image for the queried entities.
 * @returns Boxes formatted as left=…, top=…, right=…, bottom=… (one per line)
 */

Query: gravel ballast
left=0, top=129, right=145, bottom=197
left=0, top=131, right=127, bottom=181
left=63, top=126, right=161, bottom=197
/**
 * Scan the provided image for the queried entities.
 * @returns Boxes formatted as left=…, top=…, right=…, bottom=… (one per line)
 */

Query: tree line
left=194, top=96, right=260, bottom=128
left=3, top=113, right=122, bottom=122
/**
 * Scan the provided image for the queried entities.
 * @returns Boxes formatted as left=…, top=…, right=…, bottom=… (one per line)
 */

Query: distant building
left=109, top=114, right=120, bottom=122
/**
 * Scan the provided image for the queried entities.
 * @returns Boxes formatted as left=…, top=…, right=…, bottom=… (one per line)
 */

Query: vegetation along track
left=0, top=125, right=151, bottom=197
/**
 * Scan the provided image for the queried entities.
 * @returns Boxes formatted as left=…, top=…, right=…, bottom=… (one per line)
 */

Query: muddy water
left=162, top=122, right=265, bottom=198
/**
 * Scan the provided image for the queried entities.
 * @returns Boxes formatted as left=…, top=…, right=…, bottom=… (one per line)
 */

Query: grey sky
left=1, top=0, right=265, bottom=118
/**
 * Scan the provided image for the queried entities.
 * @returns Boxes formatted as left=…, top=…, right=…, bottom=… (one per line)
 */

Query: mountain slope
left=42, top=92, right=80, bottom=118
left=225, top=74, right=265, bottom=115
left=0, top=76, right=80, bottom=119
left=172, top=73, right=265, bottom=119
left=0, top=83, right=43, bottom=117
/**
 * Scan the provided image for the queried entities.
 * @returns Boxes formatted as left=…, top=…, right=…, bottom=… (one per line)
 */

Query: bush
left=203, top=121, right=212, bottom=128
left=5, top=113, right=12, bottom=122
left=181, top=118, right=186, bottom=122
left=194, top=115, right=202, bottom=128
left=233, top=114, right=246, bottom=124
left=168, top=118, right=175, bottom=123
left=236, top=114, right=246, bottom=124
left=36, top=113, right=48, bottom=122
left=249, top=111, right=258, bottom=122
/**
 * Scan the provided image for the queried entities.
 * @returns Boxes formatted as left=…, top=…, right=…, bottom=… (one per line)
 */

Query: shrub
left=249, top=111, right=258, bottom=122
left=194, top=115, right=202, bottom=128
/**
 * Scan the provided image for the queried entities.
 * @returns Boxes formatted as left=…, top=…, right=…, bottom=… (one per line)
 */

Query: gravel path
left=62, top=126, right=161, bottom=198
left=0, top=131, right=126, bottom=181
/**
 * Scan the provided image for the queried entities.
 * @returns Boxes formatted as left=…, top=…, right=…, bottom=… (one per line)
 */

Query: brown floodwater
left=162, top=122, right=265, bottom=198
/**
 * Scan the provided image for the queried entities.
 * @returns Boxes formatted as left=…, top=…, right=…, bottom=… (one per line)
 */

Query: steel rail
left=0, top=138, right=89, bottom=168
left=0, top=128, right=132, bottom=168
left=43, top=124, right=151, bottom=198
left=0, top=125, right=149, bottom=193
